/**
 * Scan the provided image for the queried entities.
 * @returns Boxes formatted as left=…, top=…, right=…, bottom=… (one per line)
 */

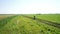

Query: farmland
left=25, top=14, right=60, bottom=24
left=0, top=14, right=60, bottom=34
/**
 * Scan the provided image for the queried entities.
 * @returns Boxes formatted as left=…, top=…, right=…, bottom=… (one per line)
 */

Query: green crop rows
left=0, top=14, right=60, bottom=34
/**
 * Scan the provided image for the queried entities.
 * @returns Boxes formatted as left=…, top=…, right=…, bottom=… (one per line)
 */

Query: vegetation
left=25, top=14, right=60, bottom=24
left=0, top=14, right=60, bottom=34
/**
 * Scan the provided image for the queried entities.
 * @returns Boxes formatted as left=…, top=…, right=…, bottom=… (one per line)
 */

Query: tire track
left=22, top=15, right=60, bottom=28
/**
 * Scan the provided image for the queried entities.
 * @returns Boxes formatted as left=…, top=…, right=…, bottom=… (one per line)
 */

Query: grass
left=36, top=14, right=60, bottom=24
left=0, top=14, right=60, bottom=34
left=25, top=14, right=60, bottom=24
left=0, top=14, right=15, bottom=20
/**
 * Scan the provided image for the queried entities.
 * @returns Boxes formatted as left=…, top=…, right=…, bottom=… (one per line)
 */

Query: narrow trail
left=22, top=15, right=60, bottom=28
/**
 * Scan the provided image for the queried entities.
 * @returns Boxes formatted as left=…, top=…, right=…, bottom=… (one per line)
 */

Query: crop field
left=0, top=15, right=9, bottom=20
left=0, top=14, right=15, bottom=20
left=25, top=14, right=60, bottom=24
left=0, top=14, right=60, bottom=34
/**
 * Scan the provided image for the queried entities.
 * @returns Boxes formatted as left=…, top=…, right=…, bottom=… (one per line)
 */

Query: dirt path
left=22, top=15, right=60, bottom=28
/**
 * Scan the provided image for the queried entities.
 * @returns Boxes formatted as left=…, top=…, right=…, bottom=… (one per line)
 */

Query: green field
left=0, top=14, right=60, bottom=34
left=25, top=14, right=60, bottom=24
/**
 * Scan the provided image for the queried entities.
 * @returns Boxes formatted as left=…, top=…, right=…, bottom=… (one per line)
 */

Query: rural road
left=22, top=15, right=60, bottom=28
